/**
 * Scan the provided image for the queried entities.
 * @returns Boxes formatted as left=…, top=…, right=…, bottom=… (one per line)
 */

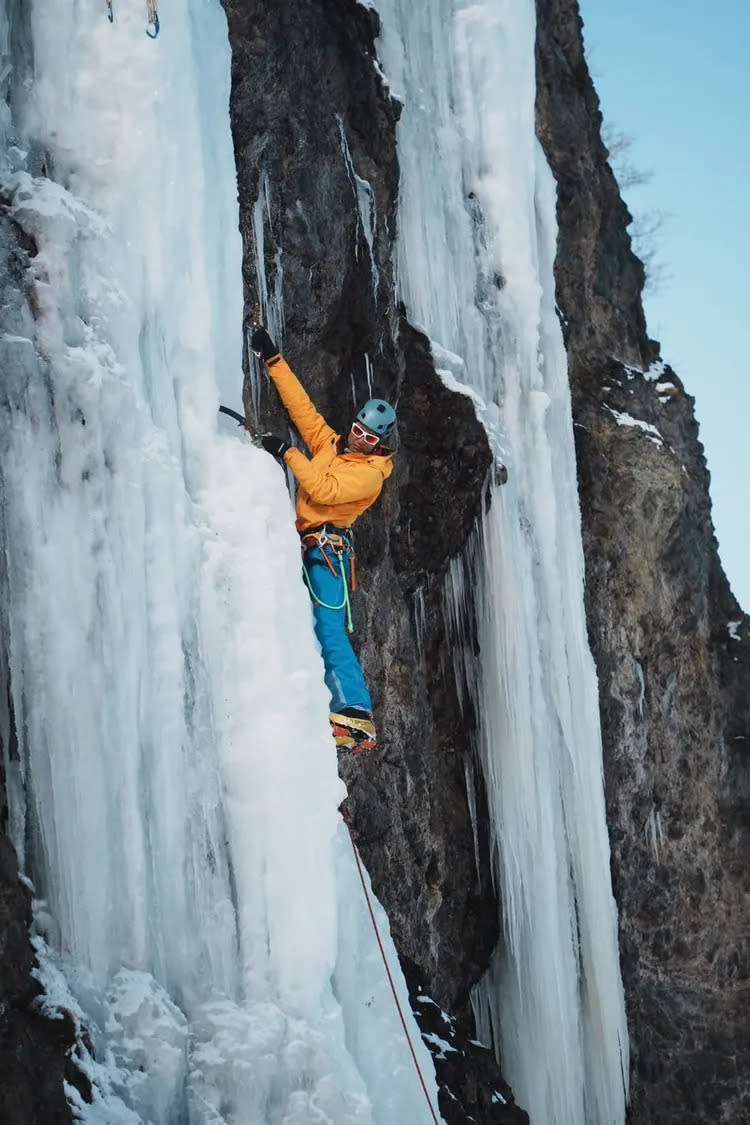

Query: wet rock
left=404, top=972, right=529, bottom=1125
left=0, top=836, right=75, bottom=1125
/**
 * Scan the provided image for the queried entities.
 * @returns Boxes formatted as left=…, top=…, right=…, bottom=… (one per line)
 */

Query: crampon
left=330, top=709, right=376, bottom=752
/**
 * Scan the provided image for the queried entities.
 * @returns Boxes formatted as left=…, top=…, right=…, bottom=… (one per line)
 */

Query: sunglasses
left=350, top=421, right=380, bottom=446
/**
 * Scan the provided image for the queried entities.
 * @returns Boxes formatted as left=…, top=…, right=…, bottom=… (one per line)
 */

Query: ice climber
left=250, top=324, right=396, bottom=753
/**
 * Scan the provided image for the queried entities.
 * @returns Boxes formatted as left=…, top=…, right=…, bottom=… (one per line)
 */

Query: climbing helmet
left=356, top=398, right=397, bottom=442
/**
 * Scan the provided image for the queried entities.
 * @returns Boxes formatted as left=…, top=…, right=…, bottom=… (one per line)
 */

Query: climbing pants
left=302, top=540, right=372, bottom=714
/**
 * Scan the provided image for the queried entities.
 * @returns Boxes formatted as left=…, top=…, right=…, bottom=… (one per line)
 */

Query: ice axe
left=219, top=405, right=267, bottom=448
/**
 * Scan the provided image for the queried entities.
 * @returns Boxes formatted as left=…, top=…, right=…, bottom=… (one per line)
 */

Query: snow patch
left=429, top=338, right=507, bottom=464
left=422, top=1032, right=459, bottom=1059
left=643, top=360, right=667, bottom=382
left=603, top=404, right=664, bottom=446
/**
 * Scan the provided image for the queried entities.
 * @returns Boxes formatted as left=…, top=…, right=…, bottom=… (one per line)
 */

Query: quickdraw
left=301, top=527, right=356, bottom=634
left=146, top=0, right=159, bottom=37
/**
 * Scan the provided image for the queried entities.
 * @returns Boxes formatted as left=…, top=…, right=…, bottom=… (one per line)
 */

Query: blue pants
left=303, top=544, right=372, bottom=714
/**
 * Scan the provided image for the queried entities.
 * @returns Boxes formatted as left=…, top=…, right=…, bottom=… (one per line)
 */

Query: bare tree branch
left=602, top=126, right=653, bottom=191
left=601, top=123, right=670, bottom=293
left=630, top=209, right=671, bottom=293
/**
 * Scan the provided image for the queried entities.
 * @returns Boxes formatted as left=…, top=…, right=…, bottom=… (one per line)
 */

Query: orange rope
left=342, top=810, right=441, bottom=1124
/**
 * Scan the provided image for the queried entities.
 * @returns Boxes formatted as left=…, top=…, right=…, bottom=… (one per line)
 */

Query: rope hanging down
left=341, top=809, right=441, bottom=1125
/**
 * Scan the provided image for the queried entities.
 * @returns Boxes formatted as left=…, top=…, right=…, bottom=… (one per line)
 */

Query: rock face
left=535, top=1, right=750, bottom=1121
left=0, top=836, right=77, bottom=1125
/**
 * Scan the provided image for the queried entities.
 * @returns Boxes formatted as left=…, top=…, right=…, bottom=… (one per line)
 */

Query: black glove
left=257, top=433, right=291, bottom=459
left=250, top=325, right=279, bottom=363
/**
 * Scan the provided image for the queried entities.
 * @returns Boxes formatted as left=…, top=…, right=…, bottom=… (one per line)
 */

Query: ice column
left=375, top=1, right=629, bottom=1122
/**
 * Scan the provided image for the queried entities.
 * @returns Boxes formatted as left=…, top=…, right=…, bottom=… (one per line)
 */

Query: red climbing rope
left=342, top=810, right=442, bottom=1125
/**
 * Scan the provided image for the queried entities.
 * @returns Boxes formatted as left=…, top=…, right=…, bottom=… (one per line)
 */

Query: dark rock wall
left=535, top=1, right=750, bottom=1121
left=0, top=839, right=77, bottom=1125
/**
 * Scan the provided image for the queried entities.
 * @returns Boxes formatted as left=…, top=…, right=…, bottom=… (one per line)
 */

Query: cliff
left=0, top=0, right=746, bottom=1122
left=536, top=0, right=750, bottom=1120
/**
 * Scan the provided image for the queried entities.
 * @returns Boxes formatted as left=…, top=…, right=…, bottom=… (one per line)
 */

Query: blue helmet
left=356, top=398, right=397, bottom=442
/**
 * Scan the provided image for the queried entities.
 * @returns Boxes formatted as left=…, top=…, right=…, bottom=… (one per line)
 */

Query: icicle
left=635, top=659, right=646, bottom=718
left=643, top=805, right=664, bottom=864
left=336, top=114, right=379, bottom=298
left=250, top=170, right=285, bottom=419
left=441, top=549, right=476, bottom=718
left=364, top=350, right=374, bottom=398
left=412, top=584, right=427, bottom=660
left=463, top=755, right=483, bottom=890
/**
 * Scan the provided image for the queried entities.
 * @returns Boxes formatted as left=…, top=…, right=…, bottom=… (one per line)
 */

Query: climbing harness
left=146, top=0, right=159, bottom=37
left=301, top=527, right=356, bottom=635
left=340, top=805, right=441, bottom=1125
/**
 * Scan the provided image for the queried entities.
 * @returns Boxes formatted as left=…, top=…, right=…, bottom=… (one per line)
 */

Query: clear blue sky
left=578, top=0, right=750, bottom=611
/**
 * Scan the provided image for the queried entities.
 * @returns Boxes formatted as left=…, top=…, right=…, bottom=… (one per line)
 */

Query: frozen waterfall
left=0, top=0, right=440, bottom=1121
left=375, top=1, right=630, bottom=1123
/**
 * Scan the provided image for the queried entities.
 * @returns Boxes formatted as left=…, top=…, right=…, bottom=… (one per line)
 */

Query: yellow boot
left=329, top=708, right=376, bottom=752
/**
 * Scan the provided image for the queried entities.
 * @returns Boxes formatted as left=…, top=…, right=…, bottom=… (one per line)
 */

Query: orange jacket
left=266, top=354, right=394, bottom=534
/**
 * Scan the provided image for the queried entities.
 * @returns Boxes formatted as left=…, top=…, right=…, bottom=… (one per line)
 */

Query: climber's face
left=346, top=420, right=380, bottom=454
